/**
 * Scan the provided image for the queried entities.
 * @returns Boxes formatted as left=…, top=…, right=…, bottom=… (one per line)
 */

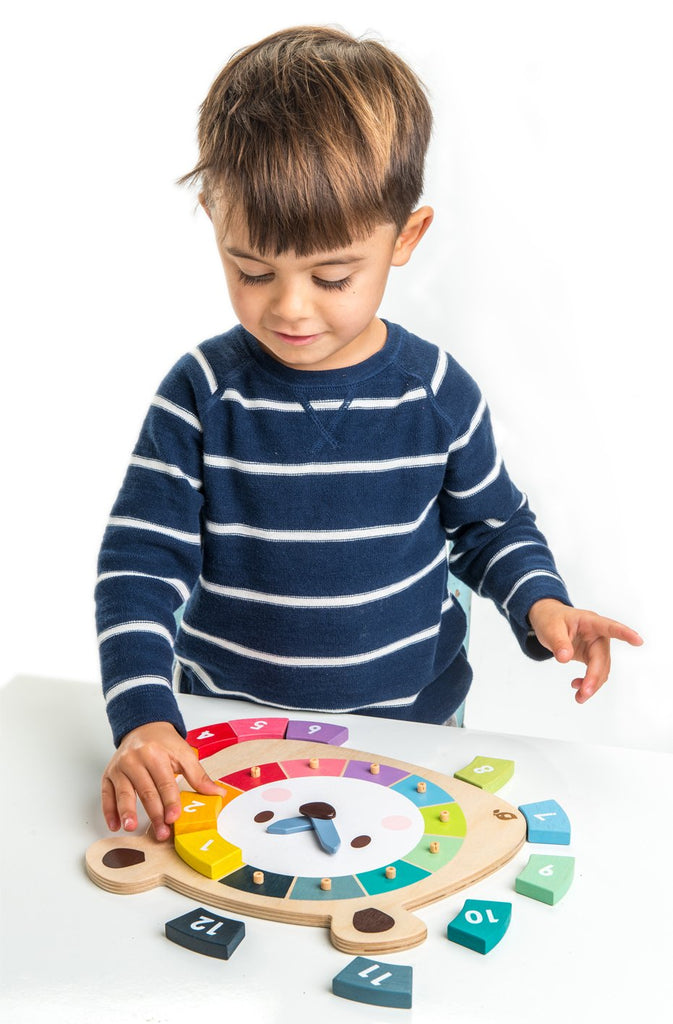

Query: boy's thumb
left=537, top=621, right=573, bottom=663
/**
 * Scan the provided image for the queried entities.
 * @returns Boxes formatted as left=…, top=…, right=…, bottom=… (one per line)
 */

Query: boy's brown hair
left=179, top=25, right=432, bottom=255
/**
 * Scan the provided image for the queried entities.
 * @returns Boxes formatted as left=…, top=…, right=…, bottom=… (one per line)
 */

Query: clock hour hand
left=266, top=815, right=314, bottom=835
left=299, top=801, right=341, bottom=855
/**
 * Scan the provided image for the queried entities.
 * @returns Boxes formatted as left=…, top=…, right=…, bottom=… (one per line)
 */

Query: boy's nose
left=269, top=281, right=313, bottom=324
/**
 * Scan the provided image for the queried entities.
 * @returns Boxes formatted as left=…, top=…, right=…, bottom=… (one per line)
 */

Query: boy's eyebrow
left=225, top=246, right=365, bottom=267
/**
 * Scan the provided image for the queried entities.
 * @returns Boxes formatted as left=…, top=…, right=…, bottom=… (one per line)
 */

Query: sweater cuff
left=107, top=681, right=187, bottom=747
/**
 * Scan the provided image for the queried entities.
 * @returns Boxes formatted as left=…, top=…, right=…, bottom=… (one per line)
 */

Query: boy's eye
left=238, top=269, right=273, bottom=286
left=237, top=269, right=352, bottom=292
left=314, top=276, right=351, bottom=292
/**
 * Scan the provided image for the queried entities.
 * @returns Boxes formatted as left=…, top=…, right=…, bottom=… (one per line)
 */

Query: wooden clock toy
left=86, top=717, right=527, bottom=954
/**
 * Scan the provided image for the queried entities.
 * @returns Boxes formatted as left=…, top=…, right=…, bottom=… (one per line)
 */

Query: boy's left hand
left=528, top=598, right=643, bottom=703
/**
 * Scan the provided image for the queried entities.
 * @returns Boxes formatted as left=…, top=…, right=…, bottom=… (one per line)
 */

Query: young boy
left=96, top=26, right=642, bottom=842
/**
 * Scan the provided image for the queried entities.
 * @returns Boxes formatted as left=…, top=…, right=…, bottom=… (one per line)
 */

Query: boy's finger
left=153, top=769, right=183, bottom=825
left=133, top=767, right=173, bottom=841
left=608, top=621, right=644, bottom=646
left=101, top=775, right=121, bottom=831
left=575, top=639, right=610, bottom=701
left=181, top=757, right=223, bottom=798
left=108, top=772, right=139, bottom=833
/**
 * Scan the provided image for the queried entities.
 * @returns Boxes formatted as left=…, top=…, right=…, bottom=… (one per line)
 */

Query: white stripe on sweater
left=151, top=395, right=202, bottom=432
left=205, top=496, right=437, bottom=543
left=98, top=621, right=174, bottom=646
left=191, top=347, right=218, bottom=394
left=175, top=656, right=423, bottom=711
left=179, top=597, right=453, bottom=668
left=203, top=452, right=447, bottom=476
left=431, top=348, right=449, bottom=394
left=444, top=454, right=503, bottom=499
left=473, top=541, right=542, bottom=595
left=220, top=388, right=427, bottom=411
left=129, top=455, right=202, bottom=490
left=502, top=570, right=564, bottom=612
left=198, top=546, right=447, bottom=608
left=107, top=516, right=201, bottom=545
left=96, top=570, right=190, bottom=602
left=448, top=396, right=487, bottom=454
left=105, top=675, right=173, bottom=705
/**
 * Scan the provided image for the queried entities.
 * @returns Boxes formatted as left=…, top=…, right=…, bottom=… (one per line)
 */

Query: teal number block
left=332, top=956, right=413, bottom=1009
left=447, top=899, right=512, bottom=954
left=518, top=799, right=571, bottom=844
left=515, top=854, right=575, bottom=905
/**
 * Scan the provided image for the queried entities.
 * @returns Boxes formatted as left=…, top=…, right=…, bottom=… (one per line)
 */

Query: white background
left=1, top=0, right=670, bottom=751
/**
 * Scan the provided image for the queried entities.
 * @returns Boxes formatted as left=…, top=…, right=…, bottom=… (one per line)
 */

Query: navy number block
left=165, top=907, right=245, bottom=959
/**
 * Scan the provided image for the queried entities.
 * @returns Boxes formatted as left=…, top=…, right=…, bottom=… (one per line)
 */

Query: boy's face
left=204, top=203, right=431, bottom=372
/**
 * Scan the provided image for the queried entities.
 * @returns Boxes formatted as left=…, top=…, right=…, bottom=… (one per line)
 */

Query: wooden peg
left=253, top=871, right=264, bottom=885
left=250, top=766, right=261, bottom=779
left=370, top=763, right=380, bottom=775
left=440, top=810, right=450, bottom=822
left=385, top=866, right=397, bottom=880
left=321, top=878, right=332, bottom=891
left=309, top=757, right=319, bottom=770
left=417, top=781, right=427, bottom=793
left=430, top=841, right=440, bottom=854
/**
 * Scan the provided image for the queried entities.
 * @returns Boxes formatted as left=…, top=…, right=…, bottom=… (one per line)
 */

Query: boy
left=96, top=26, right=642, bottom=842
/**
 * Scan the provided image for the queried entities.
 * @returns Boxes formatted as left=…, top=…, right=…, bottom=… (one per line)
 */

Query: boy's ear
left=391, top=206, right=434, bottom=266
left=198, top=192, right=213, bottom=221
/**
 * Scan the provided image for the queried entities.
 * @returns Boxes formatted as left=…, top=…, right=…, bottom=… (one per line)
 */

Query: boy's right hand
left=101, top=721, right=224, bottom=842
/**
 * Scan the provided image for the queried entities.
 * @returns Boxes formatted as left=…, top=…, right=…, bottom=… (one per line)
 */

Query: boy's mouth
left=273, top=331, right=322, bottom=347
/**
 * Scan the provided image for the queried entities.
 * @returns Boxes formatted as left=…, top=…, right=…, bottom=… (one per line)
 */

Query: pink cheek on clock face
left=261, top=788, right=293, bottom=802
left=381, top=815, right=414, bottom=831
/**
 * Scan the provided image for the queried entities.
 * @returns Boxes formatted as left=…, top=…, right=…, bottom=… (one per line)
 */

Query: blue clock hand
left=266, top=815, right=314, bottom=836
left=299, top=801, right=341, bottom=855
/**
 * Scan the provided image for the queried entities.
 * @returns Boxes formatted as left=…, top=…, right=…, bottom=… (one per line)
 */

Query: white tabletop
left=1, top=675, right=671, bottom=1023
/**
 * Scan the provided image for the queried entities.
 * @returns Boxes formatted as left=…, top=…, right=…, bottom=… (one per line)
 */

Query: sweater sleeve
left=95, top=351, right=210, bottom=746
left=435, top=359, right=572, bottom=659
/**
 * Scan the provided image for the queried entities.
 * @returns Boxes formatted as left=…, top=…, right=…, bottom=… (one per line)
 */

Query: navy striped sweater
left=96, top=321, right=571, bottom=745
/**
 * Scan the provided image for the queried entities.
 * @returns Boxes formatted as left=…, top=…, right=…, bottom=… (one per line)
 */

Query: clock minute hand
left=299, top=801, right=341, bottom=855
left=266, top=815, right=314, bottom=835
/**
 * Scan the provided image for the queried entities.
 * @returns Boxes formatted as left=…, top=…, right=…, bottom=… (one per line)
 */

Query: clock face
left=221, top=774, right=424, bottom=877
left=215, top=757, right=464, bottom=898
left=85, top=719, right=526, bottom=954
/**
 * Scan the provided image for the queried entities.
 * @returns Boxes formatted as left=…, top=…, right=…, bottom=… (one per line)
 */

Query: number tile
left=332, top=956, right=413, bottom=1008
left=174, top=830, right=243, bottom=880
left=228, top=717, right=289, bottom=741
left=173, top=791, right=224, bottom=836
left=185, top=722, right=237, bottom=759
left=165, top=907, right=245, bottom=959
left=454, top=756, right=515, bottom=792
left=447, top=899, right=512, bottom=954
left=518, top=799, right=571, bottom=844
left=515, top=854, right=575, bottom=905
left=285, top=720, right=350, bottom=746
